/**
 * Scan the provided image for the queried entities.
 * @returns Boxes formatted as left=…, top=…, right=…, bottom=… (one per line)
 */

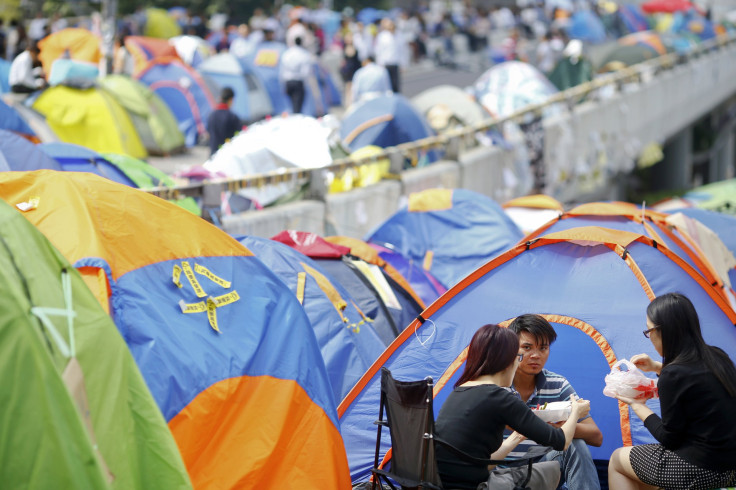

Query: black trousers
left=11, top=84, right=36, bottom=94
left=385, top=64, right=400, bottom=93
left=285, top=80, right=305, bottom=114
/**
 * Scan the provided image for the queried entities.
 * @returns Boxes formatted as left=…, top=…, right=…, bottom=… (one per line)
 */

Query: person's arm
left=489, top=431, right=526, bottom=466
left=574, top=416, right=603, bottom=447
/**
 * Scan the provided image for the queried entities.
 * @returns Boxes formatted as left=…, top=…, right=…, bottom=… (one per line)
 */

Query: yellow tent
left=33, top=85, right=147, bottom=158
left=144, top=8, right=182, bottom=39
left=38, top=28, right=101, bottom=76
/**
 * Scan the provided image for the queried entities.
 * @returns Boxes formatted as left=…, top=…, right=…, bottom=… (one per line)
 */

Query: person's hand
left=548, top=421, right=565, bottom=428
left=569, top=394, right=590, bottom=419
left=615, top=393, right=650, bottom=406
left=630, top=354, right=661, bottom=374
left=507, top=431, right=527, bottom=445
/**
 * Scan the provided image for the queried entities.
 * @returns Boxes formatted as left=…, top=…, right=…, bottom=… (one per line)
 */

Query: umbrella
left=473, top=61, right=559, bottom=118
left=640, top=0, right=704, bottom=14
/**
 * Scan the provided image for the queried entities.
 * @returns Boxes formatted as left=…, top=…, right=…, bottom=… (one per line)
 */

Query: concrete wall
left=221, top=200, right=326, bottom=238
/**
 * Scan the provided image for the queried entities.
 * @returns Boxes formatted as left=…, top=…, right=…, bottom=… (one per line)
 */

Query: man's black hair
left=508, top=314, right=557, bottom=345
left=220, top=86, right=235, bottom=102
left=294, top=36, right=302, bottom=46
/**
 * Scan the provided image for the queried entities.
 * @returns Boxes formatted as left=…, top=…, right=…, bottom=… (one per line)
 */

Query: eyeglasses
left=517, top=353, right=524, bottom=362
left=643, top=326, right=660, bottom=338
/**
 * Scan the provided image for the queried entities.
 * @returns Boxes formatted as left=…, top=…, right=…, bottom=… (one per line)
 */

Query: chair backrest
left=376, top=367, right=442, bottom=489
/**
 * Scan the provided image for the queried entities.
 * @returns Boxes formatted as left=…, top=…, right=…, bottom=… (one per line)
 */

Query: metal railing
left=145, top=32, right=736, bottom=211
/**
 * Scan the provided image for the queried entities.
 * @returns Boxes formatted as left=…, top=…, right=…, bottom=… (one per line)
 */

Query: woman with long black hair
left=434, top=323, right=590, bottom=489
left=609, top=292, right=736, bottom=489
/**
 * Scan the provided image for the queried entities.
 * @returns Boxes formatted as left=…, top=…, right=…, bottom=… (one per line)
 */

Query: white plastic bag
left=603, top=359, right=658, bottom=400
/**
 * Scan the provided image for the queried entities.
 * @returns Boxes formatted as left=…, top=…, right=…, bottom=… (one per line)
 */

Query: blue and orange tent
left=237, top=235, right=386, bottom=401
left=0, top=98, right=36, bottom=138
left=0, top=171, right=351, bottom=489
left=339, top=226, right=736, bottom=482
left=673, top=208, right=736, bottom=287
left=137, top=57, right=216, bottom=146
left=366, top=189, right=524, bottom=288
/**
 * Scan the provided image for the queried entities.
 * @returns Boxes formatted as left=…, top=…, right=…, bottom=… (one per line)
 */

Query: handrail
left=145, top=32, right=736, bottom=203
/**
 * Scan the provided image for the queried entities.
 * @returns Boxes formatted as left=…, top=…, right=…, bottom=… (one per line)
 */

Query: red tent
left=640, top=0, right=704, bottom=14
left=271, top=230, right=351, bottom=259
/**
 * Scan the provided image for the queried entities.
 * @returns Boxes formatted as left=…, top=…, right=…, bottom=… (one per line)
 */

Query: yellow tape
left=172, top=264, right=183, bottom=288
left=296, top=272, right=306, bottom=305
left=206, top=297, right=219, bottom=333
left=194, top=263, right=231, bottom=288
left=182, top=261, right=207, bottom=297
left=179, top=300, right=206, bottom=313
left=210, top=290, right=240, bottom=307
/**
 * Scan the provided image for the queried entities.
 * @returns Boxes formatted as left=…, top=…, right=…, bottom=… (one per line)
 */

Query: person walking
left=349, top=56, right=391, bottom=105
left=279, top=36, right=313, bottom=114
left=374, top=18, right=401, bottom=93
left=206, top=87, right=241, bottom=156
left=608, top=293, right=736, bottom=489
left=339, top=32, right=362, bottom=107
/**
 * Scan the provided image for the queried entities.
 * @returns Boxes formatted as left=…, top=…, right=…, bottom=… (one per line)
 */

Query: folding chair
left=371, top=367, right=547, bottom=490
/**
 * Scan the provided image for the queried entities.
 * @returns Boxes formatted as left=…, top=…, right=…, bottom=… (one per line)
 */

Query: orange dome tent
left=38, top=28, right=101, bottom=76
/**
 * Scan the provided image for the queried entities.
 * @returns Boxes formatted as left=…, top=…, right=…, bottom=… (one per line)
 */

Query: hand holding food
left=630, top=353, right=662, bottom=374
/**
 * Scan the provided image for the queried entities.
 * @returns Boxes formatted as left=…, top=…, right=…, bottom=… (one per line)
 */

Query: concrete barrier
left=325, top=180, right=402, bottom=238
left=401, top=160, right=461, bottom=196
left=221, top=200, right=326, bottom=238
left=458, top=145, right=520, bottom=203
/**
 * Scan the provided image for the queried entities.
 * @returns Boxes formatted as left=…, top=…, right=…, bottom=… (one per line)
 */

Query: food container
left=531, top=401, right=572, bottom=423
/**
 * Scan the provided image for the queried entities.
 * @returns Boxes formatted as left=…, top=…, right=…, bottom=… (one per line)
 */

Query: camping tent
left=0, top=171, right=351, bottom=489
left=273, top=230, right=424, bottom=345
left=0, top=129, right=60, bottom=171
left=32, top=83, right=147, bottom=158
left=341, top=93, right=436, bottom=152
left=0, top=198, right=190, bottom=489
left=236, top=235, right=386, bottom=401
left=124, top=36, right=181, bottom=75
left=339, top=226, right=736, bottom=482
left=566, top=10, right=608, bottom=43
left=681, top=178, right=736, bottom=213
left=243, top=41, right=341, bottom=116
left=1, top=97, right=58, bottom=142
left=502, top=194, right=564, bottom=234
left=136, top=57, right=216, bottom=147
left=99, top=75, right=185, bottom=155
left=40, top=143, right=137, bottom=186
left=0, top=98, right=37, bottom=138
left=410, top=85, right=489, bottom=132
left=473, top=61, right=560, bottom=118
left=366, top=189, right=525, bottom=288
left=37, top=28, right=101, bottom=76
left=197, top=53, right=274, bottom=122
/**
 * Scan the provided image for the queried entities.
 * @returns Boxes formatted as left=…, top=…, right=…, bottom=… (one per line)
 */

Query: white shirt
left=351, top=62, right=391, bottom=103
left=375, top=30, right=399, bottom=66
left=279, top=45, right=313, bottom=82
left=28, top=18, right=47, bottom=41
left=9, top=51, right=43, bottom=89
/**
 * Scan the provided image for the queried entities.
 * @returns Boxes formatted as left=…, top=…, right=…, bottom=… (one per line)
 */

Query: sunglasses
left=643, top=326, right=660, bottom=339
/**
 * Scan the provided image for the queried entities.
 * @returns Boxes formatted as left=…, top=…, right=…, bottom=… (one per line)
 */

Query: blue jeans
left=541, top=439, right=601, bottom=490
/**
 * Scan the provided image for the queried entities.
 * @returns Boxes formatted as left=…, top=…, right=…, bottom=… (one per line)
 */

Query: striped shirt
left=505, top=369, right=585, bottom=459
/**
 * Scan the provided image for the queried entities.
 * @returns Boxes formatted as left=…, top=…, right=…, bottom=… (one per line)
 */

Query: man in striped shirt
left=506, top=314, right=603, bottom=489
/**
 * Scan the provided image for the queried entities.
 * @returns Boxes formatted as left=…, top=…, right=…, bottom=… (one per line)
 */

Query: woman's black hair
left=647, top=292, right=736, bottom=397
left=454, top=324, right=519, bottom=388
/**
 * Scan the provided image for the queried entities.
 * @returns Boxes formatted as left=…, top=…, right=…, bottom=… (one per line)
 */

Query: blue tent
left=366, top=188, right=524, bottom=288
left=39, top=142, right=136, bottom=186
left=0, top=99, right=36, bottom=137
left=0, top=129, right=60, bottom=171
left=339, top=226, right=736, bottom=482
left=567, top=11, right=608, bottom=43
left=236, top=235, right=386, bottom=401
left=198, top=52, right=274, bottom=123
left=0, top=59, right=10, bottom=93
left=137, top=58, right=216, bottom=147
left=618, top=4, right=650, bottom=33
left=243, top=41, right=341, bottom=117
left=340, top=94, right=438, bottom=163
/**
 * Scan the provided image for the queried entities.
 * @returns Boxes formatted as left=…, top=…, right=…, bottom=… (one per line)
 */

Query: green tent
left=102, top=152, right=202, bottom=216
left=548, top=57, right=594, bottom=91
left=0, top=199, right=191, bottom=489
left=99, top=75, right=185, bottom=156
